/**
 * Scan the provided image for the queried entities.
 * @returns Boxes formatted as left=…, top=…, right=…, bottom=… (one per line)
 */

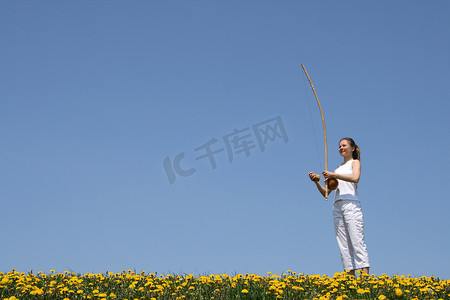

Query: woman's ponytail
left=353, top=145, right=360, bottom=160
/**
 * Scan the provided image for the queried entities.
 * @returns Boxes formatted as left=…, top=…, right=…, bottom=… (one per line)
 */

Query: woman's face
left=339, top=139, right=354, bottom=158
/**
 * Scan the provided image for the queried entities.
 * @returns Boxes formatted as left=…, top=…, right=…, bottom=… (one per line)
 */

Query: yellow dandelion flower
left=241, top=289, right=249, bottom=293
left=395, top=288, right=403, bottom=296
left=378, top=295, right=386, bottom=300
left=30, top=288, right=44, bottom=295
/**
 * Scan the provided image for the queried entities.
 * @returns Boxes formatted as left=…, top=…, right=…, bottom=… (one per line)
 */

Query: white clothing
left=334, top=159, right=359, bottom=202
left=332, top=159, right=369, bottom=270
left=333, top=200, right=370, bottom=270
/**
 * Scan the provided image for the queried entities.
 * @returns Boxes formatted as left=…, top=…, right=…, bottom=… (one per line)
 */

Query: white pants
left=333, top=200, right=370, bottom=271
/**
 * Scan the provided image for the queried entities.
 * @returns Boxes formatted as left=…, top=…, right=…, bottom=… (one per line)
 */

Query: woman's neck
left=344, top=156, right=353, bottom=163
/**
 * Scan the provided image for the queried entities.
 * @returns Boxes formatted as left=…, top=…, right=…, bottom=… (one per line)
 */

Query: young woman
left=308, top=137, right=370, bottom=276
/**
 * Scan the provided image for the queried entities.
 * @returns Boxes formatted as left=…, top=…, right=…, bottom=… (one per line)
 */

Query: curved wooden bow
left=301, top=64, right=330, bottom=200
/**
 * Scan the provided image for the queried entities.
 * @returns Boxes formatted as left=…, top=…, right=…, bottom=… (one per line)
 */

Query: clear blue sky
left=1, top=1, right=449, bottom=279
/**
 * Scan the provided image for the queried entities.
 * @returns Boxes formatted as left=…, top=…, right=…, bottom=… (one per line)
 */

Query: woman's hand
left=308, top=172, right=320, bottom=182
left=322, top=170, right=337, bottom=180
left=309, top=171, right=327, bottom=197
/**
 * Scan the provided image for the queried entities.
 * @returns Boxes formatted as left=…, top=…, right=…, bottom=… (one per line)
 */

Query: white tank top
left=334, top=159, right=359, bottom=202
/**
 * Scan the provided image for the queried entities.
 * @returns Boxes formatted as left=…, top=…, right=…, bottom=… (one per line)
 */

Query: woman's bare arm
left=323, top=160, right=361, bottom=183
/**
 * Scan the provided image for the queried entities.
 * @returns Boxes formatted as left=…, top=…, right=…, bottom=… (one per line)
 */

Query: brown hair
left=340, top=137, right=360, bottom=160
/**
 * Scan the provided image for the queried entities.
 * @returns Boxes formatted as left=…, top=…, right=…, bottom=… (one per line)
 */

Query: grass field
left=1, top=270, right=449, bottom=300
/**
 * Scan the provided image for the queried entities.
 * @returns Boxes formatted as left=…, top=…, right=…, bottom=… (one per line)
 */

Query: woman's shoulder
left=351, top=159, right=361, bottom=168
